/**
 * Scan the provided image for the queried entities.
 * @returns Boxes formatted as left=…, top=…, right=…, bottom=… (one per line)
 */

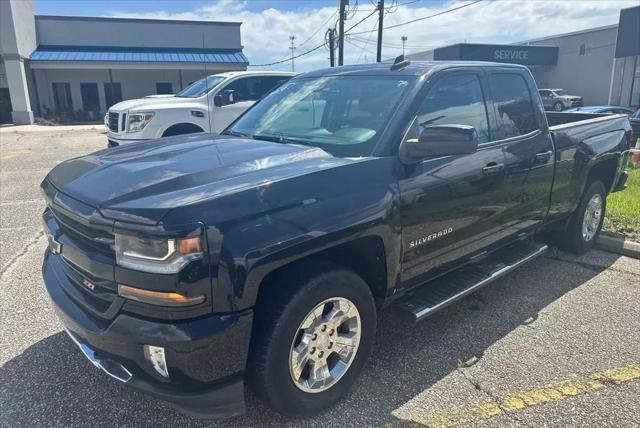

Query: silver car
left=539, top=88, right=583, bottom=111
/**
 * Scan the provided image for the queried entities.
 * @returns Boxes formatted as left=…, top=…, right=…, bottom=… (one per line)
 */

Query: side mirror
left=401, top=124, right=479, bottom=161
left=213, top=90, right=235, bottom=107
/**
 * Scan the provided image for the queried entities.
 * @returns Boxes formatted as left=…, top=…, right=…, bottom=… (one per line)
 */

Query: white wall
left=33, top=68, right=228, bottom=116
left=527, top=26, right=618, bottom=105
left=35, top=16, right=242, bottom=50
left=0, top=0, right=36, bottom=123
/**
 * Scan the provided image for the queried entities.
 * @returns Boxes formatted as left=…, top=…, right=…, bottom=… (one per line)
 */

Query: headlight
left=126, top=112, right=155, bottom=133
left=115, top=234, right=203, bottom=274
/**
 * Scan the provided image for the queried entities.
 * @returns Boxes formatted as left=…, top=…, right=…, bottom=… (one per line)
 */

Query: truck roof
left=211, top=70, right=298, bottom=79
left=301, top=61, right=529, bottom=78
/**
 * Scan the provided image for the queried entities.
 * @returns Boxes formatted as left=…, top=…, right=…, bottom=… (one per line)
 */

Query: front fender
left=202, top=158, right=401, bottom=312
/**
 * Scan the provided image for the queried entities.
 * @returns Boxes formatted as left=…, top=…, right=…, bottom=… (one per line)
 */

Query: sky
left=35, top=0, right=637, bottom=72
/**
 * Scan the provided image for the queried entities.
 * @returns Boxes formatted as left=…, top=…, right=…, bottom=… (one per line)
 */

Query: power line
left=348, top=0, right=484, bottom=35
left=250, top=42, right=327, bottom=67
left=344, top=8, right=379, bottom=34
left=356, top=18, right=379, bottom=63
left=298, top=11, right=338, bottom=49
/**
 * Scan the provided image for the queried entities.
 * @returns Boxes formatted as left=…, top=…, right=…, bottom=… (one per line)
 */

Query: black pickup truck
left=41, top=61, right=632, bottom=418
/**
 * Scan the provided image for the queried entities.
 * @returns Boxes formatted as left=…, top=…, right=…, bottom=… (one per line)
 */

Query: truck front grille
left=108, top=112, right=119, bottom=132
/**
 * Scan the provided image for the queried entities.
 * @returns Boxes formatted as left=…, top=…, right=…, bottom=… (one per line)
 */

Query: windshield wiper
left=221, top=130, right=252, bottom=138
left=252, top=133, right=310, bottom=146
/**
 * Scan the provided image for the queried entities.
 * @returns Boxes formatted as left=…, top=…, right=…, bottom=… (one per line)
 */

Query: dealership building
left=406, top=5, right=640, bottom=109
left=0, top=0, right=248, bottom=124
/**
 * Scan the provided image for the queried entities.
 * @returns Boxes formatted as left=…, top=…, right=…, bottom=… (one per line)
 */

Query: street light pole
left=401, top=35, right=407, bottom=56
left=289, top=36, right=296, bottom=72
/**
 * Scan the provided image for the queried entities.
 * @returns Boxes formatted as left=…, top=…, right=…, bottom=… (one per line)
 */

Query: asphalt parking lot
left=1, top=126, right=639, bottom=427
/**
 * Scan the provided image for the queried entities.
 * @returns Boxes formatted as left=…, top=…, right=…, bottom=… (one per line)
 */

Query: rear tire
left=553, top=101, right=563, bottom=112
left=247, top=261, right=376, bottom=417
left=558, top=180, right=606, bottom=254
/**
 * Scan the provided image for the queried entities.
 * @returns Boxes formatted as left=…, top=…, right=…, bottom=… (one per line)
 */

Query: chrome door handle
left=535, top=150, right=553, bottom=162
left=482, top=163, right=504, bottom=175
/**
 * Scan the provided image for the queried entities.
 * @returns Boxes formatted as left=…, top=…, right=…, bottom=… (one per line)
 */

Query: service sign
left=434, top=43, right=559, bottom=66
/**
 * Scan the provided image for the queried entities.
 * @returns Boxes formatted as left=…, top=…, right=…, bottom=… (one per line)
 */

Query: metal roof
left=30, top=46, right=248, bottom=64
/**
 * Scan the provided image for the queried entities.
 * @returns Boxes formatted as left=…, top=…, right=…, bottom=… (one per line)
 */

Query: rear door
left=487, top=70, right=555, bottom=232
left=398, top=69, right=516, bottom=286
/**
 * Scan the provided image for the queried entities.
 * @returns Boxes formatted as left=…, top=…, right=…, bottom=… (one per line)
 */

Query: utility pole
left=289, top=36, right=296, bottom=72
left=327, top=29, right=336, bottom=67
left=401, top=35, right=407, bottom=55
left=338, top=0, right=348, bottom=66
left=376, top=0, right=384, bottom=62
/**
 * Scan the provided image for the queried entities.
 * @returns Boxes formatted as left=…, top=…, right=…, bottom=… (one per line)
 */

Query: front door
left=398, top=71, right=517, bottom=287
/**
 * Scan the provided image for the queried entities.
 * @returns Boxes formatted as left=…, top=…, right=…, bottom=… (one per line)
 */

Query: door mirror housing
left=213, top=90, right=236, bottom=107
left=400, top=124, right=479, bottom=162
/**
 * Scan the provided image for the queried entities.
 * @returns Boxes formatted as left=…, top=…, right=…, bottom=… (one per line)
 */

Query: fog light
left=144, top=345, right=169, bottom=378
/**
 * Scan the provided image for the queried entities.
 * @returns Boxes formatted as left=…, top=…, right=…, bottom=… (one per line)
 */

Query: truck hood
left=109, top=96, right=197, bottom=112
left=45, top=134, right=351, bottom=225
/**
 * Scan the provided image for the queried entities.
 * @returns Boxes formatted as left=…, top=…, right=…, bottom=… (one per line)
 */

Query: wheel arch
left=161, top=122, right=205, bottom=137
left=253, top=235, right=390, bottom=310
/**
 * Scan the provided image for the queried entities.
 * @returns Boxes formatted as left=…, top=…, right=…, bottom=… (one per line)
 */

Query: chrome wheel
left=582, top=193, right=603, bottom=242
left=289, top=297, right=361, bottom=393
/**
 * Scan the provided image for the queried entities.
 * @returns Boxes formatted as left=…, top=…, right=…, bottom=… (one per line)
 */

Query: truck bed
left=545, top=110, right=630, bottom=223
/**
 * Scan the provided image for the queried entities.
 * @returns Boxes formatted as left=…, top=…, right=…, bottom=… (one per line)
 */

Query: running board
left=397, top=240, right=548, bottom=322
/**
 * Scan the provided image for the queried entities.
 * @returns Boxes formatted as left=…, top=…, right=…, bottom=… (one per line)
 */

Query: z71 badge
left=409, top=227, right=453, bottom=249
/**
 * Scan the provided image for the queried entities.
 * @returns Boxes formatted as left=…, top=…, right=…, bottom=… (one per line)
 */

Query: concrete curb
left=596, top=233, right=640, bottom=259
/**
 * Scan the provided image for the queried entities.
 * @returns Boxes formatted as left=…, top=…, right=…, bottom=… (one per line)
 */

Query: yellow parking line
left=397, top=363, right=640, bottom=427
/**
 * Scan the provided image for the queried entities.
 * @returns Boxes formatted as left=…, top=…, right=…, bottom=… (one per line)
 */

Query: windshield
left=176, top=76, right=225, bottom=98
left=227, top=75, right=412, bottom=157
left=554, top=90, right=565, bottom=96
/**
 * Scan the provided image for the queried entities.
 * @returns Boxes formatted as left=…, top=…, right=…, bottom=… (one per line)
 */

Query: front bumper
left=564, top=99, right=583, bottom=107
left=43, top=250, right=253, bottom=418
left=106, top=134, right=148, bottom=147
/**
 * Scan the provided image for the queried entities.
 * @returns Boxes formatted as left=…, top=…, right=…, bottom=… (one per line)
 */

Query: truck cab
left=105, top=71, right=295, bottom=147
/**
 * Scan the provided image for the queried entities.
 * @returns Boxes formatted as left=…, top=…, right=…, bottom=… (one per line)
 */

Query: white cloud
left=105, top=0, right=636, bottom=72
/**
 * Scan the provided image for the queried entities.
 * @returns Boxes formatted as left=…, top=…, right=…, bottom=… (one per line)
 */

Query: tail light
left=625, top=130, right=633, bottom=150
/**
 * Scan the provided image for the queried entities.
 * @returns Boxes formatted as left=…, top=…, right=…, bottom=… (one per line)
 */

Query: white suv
left=105, top=71, right=296, bottom=147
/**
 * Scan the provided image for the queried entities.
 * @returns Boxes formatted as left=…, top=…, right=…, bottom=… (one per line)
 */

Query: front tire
left=558, top=180, right=606, bottom=254
left=248, top=262, right=376, bottom=417
left=553, top=101, right=564, bottom=112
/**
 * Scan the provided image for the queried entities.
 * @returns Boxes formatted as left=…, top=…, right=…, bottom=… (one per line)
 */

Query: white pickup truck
left=105, top=71, right=296, bottom=147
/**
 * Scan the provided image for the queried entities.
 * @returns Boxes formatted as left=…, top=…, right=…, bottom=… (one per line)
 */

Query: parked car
left=42, top=61, right=632, bottom=418
left=105, top=71, right=296, bottom=147
left=566, top=105, right=636, bottom=115
left=539, top=88, right=583, bottom=111
left=629, top=108, right=640, bottom=143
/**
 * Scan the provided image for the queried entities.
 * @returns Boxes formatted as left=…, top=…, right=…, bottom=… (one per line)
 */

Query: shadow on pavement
left=0, top=253, right=617, bottom=427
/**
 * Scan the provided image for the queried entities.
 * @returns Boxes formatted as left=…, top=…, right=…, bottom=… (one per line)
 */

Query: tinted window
left=416, top=73, right=489, bottom=143
left=156, top=82, right=173, bottom=94
left=52, top=83, right=72, bottom=113
left=223, top=76, right=290, bottom=102
left=539, top=90, right=551, bottom=96
left=104, top=83, right=122, bottom=108
left=490, top=73, right=538, bottom=138
left=80, top=83, right=99, bottom=112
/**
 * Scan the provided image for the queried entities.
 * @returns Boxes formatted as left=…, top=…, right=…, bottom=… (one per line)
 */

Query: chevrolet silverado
left=42, top=60, right=632, bottom=418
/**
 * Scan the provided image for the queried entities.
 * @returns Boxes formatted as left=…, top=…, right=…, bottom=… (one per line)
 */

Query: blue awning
left=30, top=45, right=248, bottom=64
